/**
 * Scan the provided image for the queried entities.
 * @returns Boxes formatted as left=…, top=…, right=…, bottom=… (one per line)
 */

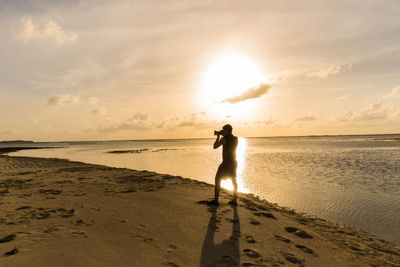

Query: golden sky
left=1, top=1, right=400, bottom=141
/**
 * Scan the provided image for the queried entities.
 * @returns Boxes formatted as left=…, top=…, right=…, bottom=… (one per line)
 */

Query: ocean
left=5, top=134, right=400, bottom=244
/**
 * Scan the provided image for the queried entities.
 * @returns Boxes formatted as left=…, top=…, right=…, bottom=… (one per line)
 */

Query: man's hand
left=213, top=135, right=224, bottom=149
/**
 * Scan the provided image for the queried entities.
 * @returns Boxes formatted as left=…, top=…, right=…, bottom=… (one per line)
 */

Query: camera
left=214, top=130, right=223, bottom=136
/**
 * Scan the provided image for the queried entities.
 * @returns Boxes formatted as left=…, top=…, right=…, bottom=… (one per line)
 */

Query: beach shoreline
left=0, top=154, right=399, bottom=266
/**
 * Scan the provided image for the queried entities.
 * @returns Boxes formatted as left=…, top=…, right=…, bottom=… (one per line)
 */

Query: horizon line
left=2, top=132, right=400, bottom=144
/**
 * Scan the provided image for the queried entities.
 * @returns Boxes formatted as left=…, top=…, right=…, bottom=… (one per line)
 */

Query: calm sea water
left=6, top=135, right=400, bottom=244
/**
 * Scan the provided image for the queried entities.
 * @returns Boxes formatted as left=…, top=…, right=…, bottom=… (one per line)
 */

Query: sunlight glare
left=221, top=137, right=249, bottom=193
left=200, top=54, right=264, bottom=104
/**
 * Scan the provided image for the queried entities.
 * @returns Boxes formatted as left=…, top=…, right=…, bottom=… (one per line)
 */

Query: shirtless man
left=210, top=124, right=238, bottom=206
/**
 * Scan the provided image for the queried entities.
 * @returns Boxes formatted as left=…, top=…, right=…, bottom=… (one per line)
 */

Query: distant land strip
left=106, top=148, right=179, bottom=154
left=367, top=138, right=400, bottom=141
left=0, top=147, right=62, bottom=155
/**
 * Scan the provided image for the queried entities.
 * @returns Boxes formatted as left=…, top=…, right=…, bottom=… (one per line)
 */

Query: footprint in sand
left=38, top=189, right=63, bottom=195
left=281, top=251, right=304, bottom=265
left=0, top=189, right=9, bottom=196
left=250, top=219, right=261, bottom=225
left=243, top=248, right=261, bottom=258
left=274, top=235, right=291, bottom=243
left=253, top=212, right=277, bottom=220
left=255, top=205, right=270, bottom=211
left=74, top=218, right=91, bottom=226
left=17, top=207, right=75, bottom=221
left=135, top=234, right=154, bottom=243
left=119, top=188, right=136, bottom=193
left=69, top=230, right=88, bottom=238
left=4, top=247, right=19, bottom=256
left=245, top=206, right=258, bottom=212
left=295, top=244, right=318, bottom=257
left=59, top=208, right=75, bottom=218
left=242, top=263, right=267, bottom=267
left=166, top=244, right=177, bottom=256
left=284, top=227, right=313, bottom=239
left=43, top=225, right=61, bottom=234
left=0, top=234, right=16, bottom=243
left=163, top=262, right=179, bottom=267
left=137, top=224, right=146, bottom=230
left=53, top=180, right=74, bottom=185
left=16, top=206, right=32, bottom=210
left=245, top=235, right=256, bottom=244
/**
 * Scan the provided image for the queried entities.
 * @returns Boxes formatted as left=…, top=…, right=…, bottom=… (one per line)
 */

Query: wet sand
left=0, top=155, right=399, bottom=266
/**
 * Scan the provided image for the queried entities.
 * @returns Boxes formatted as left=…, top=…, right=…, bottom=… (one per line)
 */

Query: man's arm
left=213, top=135, right=225, bottom=149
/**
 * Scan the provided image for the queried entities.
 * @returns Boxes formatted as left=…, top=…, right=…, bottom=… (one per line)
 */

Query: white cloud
left=176, top=113, right=204, bottom=128
left=255, top=118, right=275, bottom=125
left=306, top=65, right=342, bottom=78
left=98, top=113, right=151, bottom=133
left=221, top=83, right=272, bottom=104
left=295, top=116, right=317, bottom=122
left=47, top=94, right=80, bottom=106
left=272, top=64, right=352, bottom=82
left=14, top=17, right=78, bottom=45
left=162, top=113, right=219, bottom=131
left=130, top=113, right=148, bottom=121
left=389, top=85, right=400, bottom=97
left=98, top=121, right=150, bottom=133
left=338, top=102, right=387, bottom=122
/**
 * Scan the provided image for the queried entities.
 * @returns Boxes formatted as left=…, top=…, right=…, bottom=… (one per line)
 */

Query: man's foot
left=229, top=200, right=238, bottom=206
left=207, top=200, right=219, bottom=206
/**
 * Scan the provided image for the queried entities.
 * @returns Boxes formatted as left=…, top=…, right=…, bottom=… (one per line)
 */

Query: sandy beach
left=0, top=154, right=399, bottom=267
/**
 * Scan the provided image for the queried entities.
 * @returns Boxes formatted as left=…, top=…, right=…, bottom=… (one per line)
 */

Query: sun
left=199, top=53, right=264, bottom=105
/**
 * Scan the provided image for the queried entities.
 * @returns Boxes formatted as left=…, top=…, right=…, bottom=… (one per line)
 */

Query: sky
left=1, top=0, right=400, bottom=141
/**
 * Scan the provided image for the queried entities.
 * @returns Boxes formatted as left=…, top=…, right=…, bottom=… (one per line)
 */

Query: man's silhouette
left=210, top=124, right=238, bottom=206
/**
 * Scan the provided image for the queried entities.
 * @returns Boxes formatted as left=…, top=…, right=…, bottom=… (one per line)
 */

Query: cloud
left=389, top=85, right=400, bottom=97
left=155, top=121, right=165, bottom=129
left=163, top=113, right=218, bottom=131
left=47, top=94, right=80, bottom=106
left=338, top=111, right=355, bottom=122
left=91, top=108, right=106, bottom=116
left=98, top=112, right=150, bottom=132
left=221, top=83, right=272, bottom=104
left=98, top=121, right=150, bottom=133
left=176, top=113, right=205, bottom=128
left=306, top=65, right=343, bottom=78
left=273, top=64, right=352, bottom=82
left=14, top=17, right=78, bottom=44
left=357, top=102, right=387, bottom=121
left=295, top=116, right=317, bottom=122
left=338, top=102, right=387, bottom=122
left=217, top=64, right=350, bottom=104
left=130, top=113, right=148, bottom=121
left=255, top=118, right=275, bottom=125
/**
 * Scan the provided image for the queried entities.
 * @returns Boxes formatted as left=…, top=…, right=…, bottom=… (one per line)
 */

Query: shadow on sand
left=200, top=204, right=240, bottom=266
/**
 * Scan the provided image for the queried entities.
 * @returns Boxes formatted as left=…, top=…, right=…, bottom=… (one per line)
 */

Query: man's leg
left=229, top=177, right=238, bottom=205
left=232, top=177, right=238, bottom=202
left=214, top=176, right=221, bottom=203
left=210, top=163, right=223, bottom=205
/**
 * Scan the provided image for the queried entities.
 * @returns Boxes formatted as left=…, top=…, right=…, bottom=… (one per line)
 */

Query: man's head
left=222, top=124, right=233, bottom=136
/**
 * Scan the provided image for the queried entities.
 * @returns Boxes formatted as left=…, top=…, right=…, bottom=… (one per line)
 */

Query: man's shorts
left=216, top=161, right=237, bottom=180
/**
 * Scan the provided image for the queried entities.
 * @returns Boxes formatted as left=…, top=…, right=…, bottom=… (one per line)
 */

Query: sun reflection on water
left=221, top=137, right=249, bottom=193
